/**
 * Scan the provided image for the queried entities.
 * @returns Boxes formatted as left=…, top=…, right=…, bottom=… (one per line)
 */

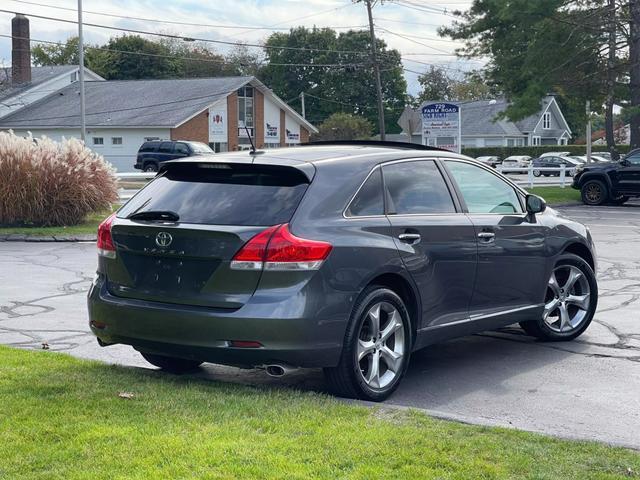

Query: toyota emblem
left=155, top=231, right=173, bottom=248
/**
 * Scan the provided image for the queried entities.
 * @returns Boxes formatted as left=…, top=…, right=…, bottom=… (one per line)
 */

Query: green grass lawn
left=0, top=346, right=637, bottom=479
left=526, top=186, right=582, bottom=205
left=0, top=207, right=116, bottom=237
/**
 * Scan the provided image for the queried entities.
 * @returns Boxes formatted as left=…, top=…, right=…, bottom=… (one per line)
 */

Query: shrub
left=0, top=131, right=118, bottom=227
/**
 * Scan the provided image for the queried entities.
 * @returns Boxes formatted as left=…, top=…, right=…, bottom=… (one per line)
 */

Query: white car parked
left=500, top=155, right=531, bottom=173
left=540, top=151, right=571, bottom=158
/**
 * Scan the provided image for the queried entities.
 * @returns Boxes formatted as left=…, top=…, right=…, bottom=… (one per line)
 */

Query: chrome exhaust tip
left=264, top=364, right=297, bottom=377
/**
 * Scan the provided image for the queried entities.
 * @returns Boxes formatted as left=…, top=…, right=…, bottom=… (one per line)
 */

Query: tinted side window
left=139, top=142, right=157, bottom=153
left=626, top=151, right=640, bottom=165
left=159, top=142, right=174, bottom=153
left=174, top=143, right=190, bottom=155
left=383, top=160, right=455, bottom=215
left=346, top=169, right=384, bottom=217
left=446, top=161, right=523, bottom=214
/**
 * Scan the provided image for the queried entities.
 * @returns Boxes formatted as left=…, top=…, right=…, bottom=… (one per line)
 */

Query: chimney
left=11, top=14, right=31, bottom=86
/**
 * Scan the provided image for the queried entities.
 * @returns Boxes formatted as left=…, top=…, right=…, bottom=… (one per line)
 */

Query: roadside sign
left=421, top=103, right=461, bottom=153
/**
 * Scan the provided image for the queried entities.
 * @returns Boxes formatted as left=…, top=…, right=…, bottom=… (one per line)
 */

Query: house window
left=237, top=86, right=254, bottom=137
left=70, top=71, right=78, bottom=82
left=92, top=137, right=104, bottom=146
left=507, top=139, right=515, bottom=147
left=543, top=112, right=551, bottom=129
left=111, top=137, right=123, bottom=145
left=532, top=136, right=541, bottom=146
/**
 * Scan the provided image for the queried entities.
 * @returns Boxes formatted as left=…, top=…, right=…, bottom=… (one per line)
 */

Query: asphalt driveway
left=1, top=202, right=639, bottom=448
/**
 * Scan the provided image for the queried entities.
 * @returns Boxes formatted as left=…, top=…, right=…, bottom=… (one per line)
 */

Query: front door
left=443, top=160, right=549, bottom=323
left=617, top=151, right=640, bottom=193
left=382, top=160, right=477, bottom=329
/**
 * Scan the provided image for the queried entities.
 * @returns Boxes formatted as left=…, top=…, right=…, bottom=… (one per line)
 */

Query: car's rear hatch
left=105, top=161, right=313, bottom=309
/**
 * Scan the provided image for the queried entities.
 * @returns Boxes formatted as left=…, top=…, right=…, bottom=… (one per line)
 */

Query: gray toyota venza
left=88, top=142, right=598, bottom=401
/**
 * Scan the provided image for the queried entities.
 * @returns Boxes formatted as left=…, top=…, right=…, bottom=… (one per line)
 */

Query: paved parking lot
left=1, top=202, right=639, bottom=448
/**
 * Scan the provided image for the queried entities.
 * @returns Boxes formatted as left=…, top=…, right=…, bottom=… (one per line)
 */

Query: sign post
left=421, top=103, right=461, bottom=153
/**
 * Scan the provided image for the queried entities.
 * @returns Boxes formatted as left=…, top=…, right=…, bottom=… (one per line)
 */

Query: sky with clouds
left=0, top=0, right=480, bottom=96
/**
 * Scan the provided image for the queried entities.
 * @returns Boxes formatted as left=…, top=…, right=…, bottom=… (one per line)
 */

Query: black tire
left=143, top=162, right=159, bottom=172
left=519, top=253, right=598, bottom=342
left=610, top=195, right=629, bottom=205
left=324, top=286, right=412, bottom=402
left=140, top=352, right=202, bottom=374
left=581, top=179, right=608, bottom=205
left=533, top=169, right=542, bottom=177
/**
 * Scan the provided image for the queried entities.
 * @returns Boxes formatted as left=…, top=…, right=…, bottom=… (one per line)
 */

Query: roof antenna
left=244, top=125, right=263, bottom=156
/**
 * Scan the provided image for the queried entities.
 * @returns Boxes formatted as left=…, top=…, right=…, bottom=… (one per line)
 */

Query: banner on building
left=286, top=128, right=300, bottom=143
left=209, top=102, right=227, bottom=143
left=266, top=122, right=279, bottom=140
left=421, top=103, right=461, bottom=153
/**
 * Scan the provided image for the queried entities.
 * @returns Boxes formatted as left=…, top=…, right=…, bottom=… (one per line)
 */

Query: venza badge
left=155, top=231, right=173, bottom=248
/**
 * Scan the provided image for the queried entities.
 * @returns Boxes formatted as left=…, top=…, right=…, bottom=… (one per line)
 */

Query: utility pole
left=362, top=0, right=385, bottom=141
left=586, top=100, right=592, bottom=164
left=77, top=0, right=86, bottom=142
left=300, top=92, right=306, bottom=119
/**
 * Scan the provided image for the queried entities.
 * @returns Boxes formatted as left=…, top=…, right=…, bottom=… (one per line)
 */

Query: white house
left=0, top=13, right=316, bottom=171
left=0, top=76, right=317, bottom=172
left=398, top=96, right=572, bottom=148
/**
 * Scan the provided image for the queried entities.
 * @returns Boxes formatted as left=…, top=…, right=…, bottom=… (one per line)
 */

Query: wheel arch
left=365, top=272, right=421, bottom=346
left=143, top=158, right=159, bottom=168
left=578, top=171, right=613, bottom=190
left=562, top=242, right=595, bottom=272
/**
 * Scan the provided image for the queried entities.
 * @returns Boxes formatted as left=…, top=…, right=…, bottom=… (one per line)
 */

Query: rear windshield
left=117, top=164, right=310, bottom=226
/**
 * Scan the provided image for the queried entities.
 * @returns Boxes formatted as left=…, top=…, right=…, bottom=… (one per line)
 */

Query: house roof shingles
left=400, top=96, right=558, bottom=137
left=0, top=65, right=79, bottom=102
left=0, top=76, right=253, bottom=128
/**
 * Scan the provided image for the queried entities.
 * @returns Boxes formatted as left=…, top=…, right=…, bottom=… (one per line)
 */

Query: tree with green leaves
left=312, top=112, right=373, bottom=141
left=442, top=0, right=632, bottom=148
left=258, top=27, right=407, bottom=134
left=415, top=66, right=499, bottom=104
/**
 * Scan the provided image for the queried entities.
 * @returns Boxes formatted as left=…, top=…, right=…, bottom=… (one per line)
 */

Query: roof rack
left=304, top=140, right=446, bottom=151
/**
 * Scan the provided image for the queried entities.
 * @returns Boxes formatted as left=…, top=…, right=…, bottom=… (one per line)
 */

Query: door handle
left=398, top=233, right=421, bottom=242
left=477, top=231, right=495, bottom=240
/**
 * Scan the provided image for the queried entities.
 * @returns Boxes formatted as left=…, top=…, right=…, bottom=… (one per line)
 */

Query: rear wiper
left=127, top=210, right=179, bottom=222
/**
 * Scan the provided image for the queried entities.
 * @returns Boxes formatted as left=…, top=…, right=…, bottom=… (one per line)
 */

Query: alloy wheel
left=585, top=183, right=603, bottom=203
left=543, top=265, right=591, bottom=333
left=356, top=302, right=405, bottom=389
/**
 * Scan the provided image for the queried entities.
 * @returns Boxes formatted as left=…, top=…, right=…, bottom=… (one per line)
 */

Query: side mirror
left=526, top=194, right=546, bottom=215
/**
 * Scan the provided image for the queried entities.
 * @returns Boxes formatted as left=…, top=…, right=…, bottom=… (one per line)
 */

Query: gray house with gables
left=398, top=95, right=572, bottom=148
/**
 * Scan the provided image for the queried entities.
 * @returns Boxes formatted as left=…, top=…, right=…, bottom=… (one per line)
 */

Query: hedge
left=461, top=144, right=631, bottom=159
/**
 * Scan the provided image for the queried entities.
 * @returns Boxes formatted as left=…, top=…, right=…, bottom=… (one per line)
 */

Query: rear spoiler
left=159, top=157, right=316, bottom=182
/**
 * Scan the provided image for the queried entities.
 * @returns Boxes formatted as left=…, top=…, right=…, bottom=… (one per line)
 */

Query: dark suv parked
left=134, top=140, right=214, bottom=172
left=89, top=143, right=598, bottom=401
left=572, top=149, right=640, bottom=205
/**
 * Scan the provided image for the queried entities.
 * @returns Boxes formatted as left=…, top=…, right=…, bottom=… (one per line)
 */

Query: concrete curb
left=0, top=234, right=96, bottom=242
left=346, top=399, right=640, bottom=452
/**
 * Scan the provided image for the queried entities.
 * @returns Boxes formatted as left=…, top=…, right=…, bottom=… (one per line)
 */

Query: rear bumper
left=87, top=275, right=347, bottom=368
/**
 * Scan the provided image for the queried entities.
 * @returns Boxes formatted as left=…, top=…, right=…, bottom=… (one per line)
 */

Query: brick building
left=0, top=75, right=316, bottom=172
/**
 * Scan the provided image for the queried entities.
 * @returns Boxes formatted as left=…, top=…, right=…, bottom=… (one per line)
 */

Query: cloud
left=0, top=0, right=479, bottom=95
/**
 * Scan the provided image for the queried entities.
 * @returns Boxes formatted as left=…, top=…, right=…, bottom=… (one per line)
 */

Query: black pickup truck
left=572, top=149, right=640, bottom=205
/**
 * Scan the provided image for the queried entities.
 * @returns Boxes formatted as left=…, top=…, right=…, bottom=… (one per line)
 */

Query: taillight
left=97, top=213, right=117, bottom=259
left=230, top=224, right=332, bottom=271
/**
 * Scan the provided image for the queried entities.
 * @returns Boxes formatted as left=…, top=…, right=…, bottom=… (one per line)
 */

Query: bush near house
left=0, top=132, right=118, bottom=227
left=461, top=144, right=632, bottom=159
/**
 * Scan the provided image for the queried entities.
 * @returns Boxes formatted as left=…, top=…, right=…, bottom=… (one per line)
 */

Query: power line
left=0, top=9, right=376, bottom=57
left=0, top=33, right=367, bottom=69
left=5, top=0, right=367, bottom=32
left=376, top=27, right=457, bottom=55
left=0, top=86, right=252, bottom=123
left=226, top=3, right=360, bottom=38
